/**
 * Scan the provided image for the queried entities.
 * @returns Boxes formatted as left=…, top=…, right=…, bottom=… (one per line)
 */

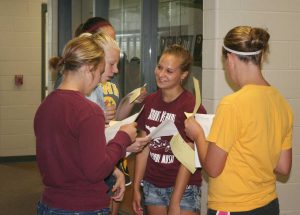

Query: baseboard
left=0, top=155, right=36, bottom=163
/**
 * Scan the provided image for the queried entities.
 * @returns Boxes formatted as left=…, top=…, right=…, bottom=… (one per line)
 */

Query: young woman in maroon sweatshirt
left=34, top=33, right=138, bottom=215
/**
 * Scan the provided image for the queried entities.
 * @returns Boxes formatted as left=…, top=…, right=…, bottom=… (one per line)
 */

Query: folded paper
left=129, top=83, right=147, bottom=104
left=170, top=133, right=196, bottom=173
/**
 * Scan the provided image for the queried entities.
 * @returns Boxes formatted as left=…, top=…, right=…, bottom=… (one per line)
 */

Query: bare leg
left=181, top=210, right=200, bottom=215
left=147, top=205, right=167, bottom=215
left=111, top=201, right=120, bottom=215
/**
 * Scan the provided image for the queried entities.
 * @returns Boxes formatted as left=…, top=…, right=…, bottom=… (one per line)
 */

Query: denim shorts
left=142, top=180, right=201, bottom=213
left=37, top=201, right=110, bottom=215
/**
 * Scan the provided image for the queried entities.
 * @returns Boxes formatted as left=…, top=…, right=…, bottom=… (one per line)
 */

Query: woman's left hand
left=111, top=168, right=126, bottom=202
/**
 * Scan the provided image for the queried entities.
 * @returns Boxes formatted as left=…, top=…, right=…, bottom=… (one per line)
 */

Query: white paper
left=105, top=106, right=144, bottom=142
left=147, top=119, right=178, bottom=139
left=194, top=114, right=215, bottom=168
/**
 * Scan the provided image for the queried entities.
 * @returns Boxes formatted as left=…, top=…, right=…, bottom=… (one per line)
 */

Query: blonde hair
left=91, top=32, right=120, bottom=53
left=49, top=35, right=105, bottom=74
left=79, top=32, right=120, bottom=57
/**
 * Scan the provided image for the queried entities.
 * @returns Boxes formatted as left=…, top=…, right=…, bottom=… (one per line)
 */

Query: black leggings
left=207, top=198, right=279, bottom=215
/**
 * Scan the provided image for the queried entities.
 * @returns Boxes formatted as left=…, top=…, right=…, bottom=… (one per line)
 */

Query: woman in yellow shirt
left=185, top=26, right=293, bottom=215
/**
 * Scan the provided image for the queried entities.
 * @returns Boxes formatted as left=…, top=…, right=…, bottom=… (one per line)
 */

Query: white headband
left=223, top=45, right=262, bottom=56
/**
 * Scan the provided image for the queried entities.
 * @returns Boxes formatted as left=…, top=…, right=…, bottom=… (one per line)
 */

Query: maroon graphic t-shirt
left=137, top=89, right=206, bottom=188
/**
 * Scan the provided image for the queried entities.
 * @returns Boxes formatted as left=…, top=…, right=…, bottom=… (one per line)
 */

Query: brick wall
left=202, top=0, right=300, bottom=214
left=0, top=0, right=43, bottom=156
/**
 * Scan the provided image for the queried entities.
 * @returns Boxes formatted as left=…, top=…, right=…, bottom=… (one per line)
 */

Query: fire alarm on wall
left=15, top=75, right=23, bottom=86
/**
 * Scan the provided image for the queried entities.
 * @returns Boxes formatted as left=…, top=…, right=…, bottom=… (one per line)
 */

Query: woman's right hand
left=126, top=136, right=150, bottom=153
left=119, top=122, right=137, bottom=142
left=132, top=188, right=143, bottom=215
left=184, top=117, right=204, bottom=142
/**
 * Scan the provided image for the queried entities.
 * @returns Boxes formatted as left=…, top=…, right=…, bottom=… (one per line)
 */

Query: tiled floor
left=0, top=161, right=42, bottom=215
left=0, top=160, right=135, bottom=215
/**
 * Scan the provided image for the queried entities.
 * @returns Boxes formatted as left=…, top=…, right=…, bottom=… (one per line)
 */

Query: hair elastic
left=223, top=44, right=262, bottom=56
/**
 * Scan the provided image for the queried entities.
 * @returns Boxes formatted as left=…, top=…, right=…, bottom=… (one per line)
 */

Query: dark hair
left=49, top=35, right=105, bottom=74
left=75, top=17, right=113, bottom=37
left=162, top=44, right=193, bottom=72
left=223, top=26, right=270, bottom=67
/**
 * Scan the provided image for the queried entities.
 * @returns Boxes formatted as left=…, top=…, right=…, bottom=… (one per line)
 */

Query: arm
left=185, top=117, right=227, bottom=178
left=275, top=149, right=292, bottom=175
left=115, top=96, right=135, bottom=120
left=132, top=130, right=149, bottom=215
left=168, top=165, right=191, bottom=215
left=116, top=88, right=147, bottom=121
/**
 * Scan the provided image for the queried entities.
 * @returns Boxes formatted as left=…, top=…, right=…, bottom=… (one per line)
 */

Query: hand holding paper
left=105, top=106, right=144, bottom=143
left=185, top=114, right=215, bottom=168
left=118, top=122, right=137, bottom=142
left=126, top=136, right=150, bottom=153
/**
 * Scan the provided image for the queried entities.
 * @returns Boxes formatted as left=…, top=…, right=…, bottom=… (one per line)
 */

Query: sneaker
left=117, top=158, right=132, bottom=186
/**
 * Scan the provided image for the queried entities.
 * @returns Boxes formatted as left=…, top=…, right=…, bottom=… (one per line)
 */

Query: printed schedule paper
left=147, top=119, right=178, bottom=140
left=194, top=114, right=215, bottom=168
left=105, top=106, right=144, bottom=142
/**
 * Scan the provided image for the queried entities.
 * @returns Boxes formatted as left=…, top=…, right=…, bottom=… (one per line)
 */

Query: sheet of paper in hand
left=192, top=77, right=201, bottom=115
left=170, top=133, right=196, bottom=173
left=105, top=106, right=144, bottom=142
left=184, top=77, right=201, bottom=118
left=194, top=113, right=215, bottom=168
left=147, top=119, right=178, bottom=140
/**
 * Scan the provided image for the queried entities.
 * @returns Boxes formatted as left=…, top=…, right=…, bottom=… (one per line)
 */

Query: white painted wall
left=201, top=0, right=300, bottom=214
left=0, top=0, right=45, bottom=156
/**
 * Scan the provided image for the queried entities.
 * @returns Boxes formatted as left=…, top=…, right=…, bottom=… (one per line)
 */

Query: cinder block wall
left=0, top=0, right=43, bottom=156
left=201, top=0, right=300, bottom=214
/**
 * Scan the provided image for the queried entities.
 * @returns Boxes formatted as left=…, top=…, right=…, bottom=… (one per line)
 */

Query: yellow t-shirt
left=207, top=85, right=293, bottom=212
left=100, top=82, right=120, bottom=107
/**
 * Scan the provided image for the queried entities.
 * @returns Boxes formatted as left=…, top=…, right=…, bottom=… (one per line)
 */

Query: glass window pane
left=109, top=0, right=142, bottom=98
left=158, top=0, right=203, bottom=92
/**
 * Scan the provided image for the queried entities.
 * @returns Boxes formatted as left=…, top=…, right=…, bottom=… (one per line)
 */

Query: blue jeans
left=37, top=201, right=110, bottom=215
left=142, top=180, right=201, bottom=213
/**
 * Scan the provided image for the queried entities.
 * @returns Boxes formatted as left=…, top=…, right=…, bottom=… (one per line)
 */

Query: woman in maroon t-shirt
left=133, top=45, right=206, bottom=215
left=34, top=34, right=138, bottom=215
